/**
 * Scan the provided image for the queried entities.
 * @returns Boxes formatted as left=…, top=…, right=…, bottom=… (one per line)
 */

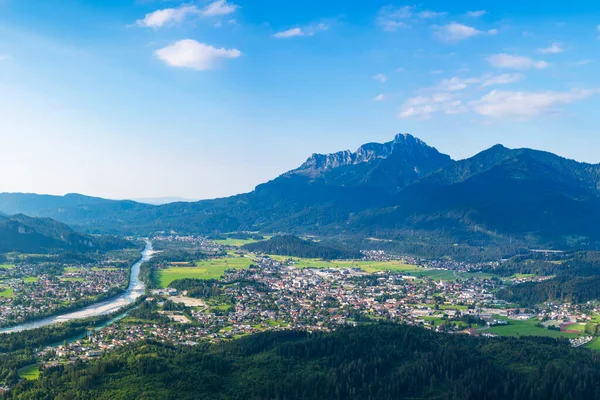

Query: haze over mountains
left=2, top=133, right=600, bottom=250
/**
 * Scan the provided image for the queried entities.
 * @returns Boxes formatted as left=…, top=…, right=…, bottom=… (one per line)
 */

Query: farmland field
left=265, top=256, right=475, bottom=281
left=0, top=287, right=14, bottom=298
left=0, top=264, right=15, bottom=269
left=23, top=277, right=39, bottom=283
left=268, top=256, right=418, bottom=271
left=484, top=317, right=583, bottom=338
left=158, top=256, right=253, bottom=287
left=60, top=277, right=85, bottom=282
left=18, top=364, right=40, bottom=381
left=215, top=238, right=259, bottom=247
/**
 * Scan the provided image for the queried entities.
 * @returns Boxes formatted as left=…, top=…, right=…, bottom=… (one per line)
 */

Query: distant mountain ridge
left=0, top=214, right=131, bottom=253
left=2, top=133, right=600, bottom=250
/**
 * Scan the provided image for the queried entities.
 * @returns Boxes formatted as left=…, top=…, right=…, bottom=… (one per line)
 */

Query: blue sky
left=0, top=0, right=599, bottom=199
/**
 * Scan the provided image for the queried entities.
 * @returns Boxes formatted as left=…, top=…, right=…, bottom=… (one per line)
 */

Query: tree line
left=5, top=323, right=600, bottom=399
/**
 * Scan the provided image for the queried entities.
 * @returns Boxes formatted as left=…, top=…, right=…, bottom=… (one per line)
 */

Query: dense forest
left=498, top=276, right=600, bottom=306
left=495, top=252, right=600, bottom=306
left=243, top=235, right=362, bottom=260
left=0, top=214, right=132, bottom=253
left=488, top=252, right=600, bottom=278
left=5, top=323, right=600, bottom=400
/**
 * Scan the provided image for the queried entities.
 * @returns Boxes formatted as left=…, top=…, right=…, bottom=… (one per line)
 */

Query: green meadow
left=60, top=277, right=85, bottom=282
left=215, top=238, right=260, bottom=247
left=0, top=287, right=14, bottom=298
left=265, top=255, right=490, bottom=281
left=0, top=264, right=15, bottom=269
left=586, top=337, right=600, bottom=351
left=215, top=235, right=273, bottom=247
left=18, top=364, right=40, bottom=381
left=484, top=317, right=583, bottom=338
left=158, top=256, right=254, bottom=287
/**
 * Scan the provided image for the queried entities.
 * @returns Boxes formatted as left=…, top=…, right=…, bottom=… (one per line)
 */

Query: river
left=0, top=240, right=154, bottom=334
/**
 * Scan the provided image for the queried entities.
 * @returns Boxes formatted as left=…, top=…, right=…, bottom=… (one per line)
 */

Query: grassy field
left=268, top=256, right=417, bottom=271
left=513, top=273, right=537, bottom=279
left=60, top=277, right=85, bottom=282
left=215, top=238, right=256, bottom=247
left=0, top=287, right=14, bottom=298
left=0, top=264, right=15, bottom=269
left=265, top=255, right=473, bottom=280
left=215, top=238, right=259, bottom=247
left=158, top=256, right=253, bottom=287
left=18, top=364, right=40, bottom=380
left=484, top=317, right=582, bottom=338
left=586, top=337, right=600, bottom=351
left=215, top=235, right=273, bottom=247
left=564, top=323, right=586, bottom=332
left=422, top=316, right=445, bottom=326
left=23, top=277, right=39, bottom=283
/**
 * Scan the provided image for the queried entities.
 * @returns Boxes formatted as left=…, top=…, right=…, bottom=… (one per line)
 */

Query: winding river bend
left=0, top=240, right=154, bottom=334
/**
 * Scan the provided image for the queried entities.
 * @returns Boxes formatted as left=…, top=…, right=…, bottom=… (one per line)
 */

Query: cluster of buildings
left=0, top=263, right=127, bottom=327
left=48, top=254, right=515, bottom=361
left=10, top=238, right=599, bottom=371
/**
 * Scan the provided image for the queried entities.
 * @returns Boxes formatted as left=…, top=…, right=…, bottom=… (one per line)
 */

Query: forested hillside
left=0, top=214, right=131, bottom=253
left=5, top=324, right=600, bottom=400
left=496, top=252, right=600, bottom=306
left=243, top=235, right=362, bottom=259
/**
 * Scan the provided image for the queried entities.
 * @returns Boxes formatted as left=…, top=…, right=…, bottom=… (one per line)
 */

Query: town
left=0, top=250, right=138, bottom=327
left=34, top=237, right=599, bottom=368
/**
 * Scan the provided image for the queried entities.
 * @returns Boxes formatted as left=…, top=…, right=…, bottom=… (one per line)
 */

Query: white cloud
left=136, top=1, right=237, bottom=28
left=429, top=73, right=521, bottom=93
left=273, top=27, right=304, bottom=38
left=466, top=10, right=487, bottom=17
left=470, top=89, right=598, bottom=119
left=373, top=73, right=388, bottom=83
left=272, top=23, right=328, bottom=39
left=377, top=5, right=414, bottom=31
left=399, top=92, right=466, bottom=119
left=418, top=11, right=447, bottom=19
left=155, top=39, right=241, bottom=70
left=438, top=77, right=479, bottom=91
left=137, top=6, right=197, bottom=28
left=570, top=60, right=594, bottom=66
left=434, top=23, right=497, bottom=43
left=373, top=94, right=386, bottom=101
left=538, top=42, right=564, bottom=54
left=201, top=0, right=238, bottom=17
left=481, top=73, right=524, bottom=87
left=487, top=53, right=550, bottom=69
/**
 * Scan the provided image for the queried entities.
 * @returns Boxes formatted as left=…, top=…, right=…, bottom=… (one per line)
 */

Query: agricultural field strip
left=157, top=254, right=496, bottom=288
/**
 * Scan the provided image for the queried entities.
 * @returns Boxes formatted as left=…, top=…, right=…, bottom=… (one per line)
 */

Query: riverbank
left=0, top=240, right=154, bottom=334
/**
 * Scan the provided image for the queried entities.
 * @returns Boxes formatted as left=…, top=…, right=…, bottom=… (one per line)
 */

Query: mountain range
left=0, top=214, right=132, bottom=254
left=2, top=133, right=600, bottom=250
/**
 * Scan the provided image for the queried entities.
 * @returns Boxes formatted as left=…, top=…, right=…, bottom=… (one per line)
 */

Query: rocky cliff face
left=288, top=133, right=453, bottom=186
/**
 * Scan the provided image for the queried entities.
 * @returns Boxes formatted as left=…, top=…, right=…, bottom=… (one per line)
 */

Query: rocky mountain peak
left=288, top=133, right=452, bottom=180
